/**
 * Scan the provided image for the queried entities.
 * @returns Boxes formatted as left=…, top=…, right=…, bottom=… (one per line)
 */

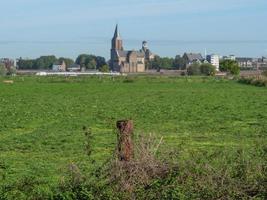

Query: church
left=110, top=25, right=155, bottom=73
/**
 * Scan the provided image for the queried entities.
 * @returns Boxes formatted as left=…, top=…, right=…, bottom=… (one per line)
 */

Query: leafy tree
left=187, top=62, right=201, bottom=75
left=85, top=56, right=97, bottom=69
left=220, top=60, right=240, bottom=75
left=0, top=63, right=7, bottom=76
left=148, top=56, right=174, bottom=70
left=76, top=54, right=105, bottom=70
left=95, top=56, right=106, bottom=69
left=160, top=57, right=174, bottom=69
left=17, top=58, right=35, bottom=69
left=34, top=55, right=57, bottom=69
left=173, top=55, right=186, bottom=69
left=149, top=55, right=161, bottom=70
left=200, top=63, right=216, bottom=76
left=75, top=54, right=89, bottom=68
left=99, top=65, right=110, bottom=72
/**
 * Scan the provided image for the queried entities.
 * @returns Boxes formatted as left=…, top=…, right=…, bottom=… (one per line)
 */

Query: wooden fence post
left=116, top=120, right=134, bottom=161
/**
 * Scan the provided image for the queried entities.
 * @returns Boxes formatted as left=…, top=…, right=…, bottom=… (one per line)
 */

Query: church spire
left=113, top=24, right=120, bottom=39
left=112, top=24, right=123, bottom=50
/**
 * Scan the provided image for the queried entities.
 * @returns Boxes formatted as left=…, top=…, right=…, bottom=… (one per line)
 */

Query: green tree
left=200, top=63, right=216, bottom=76
left=95, top=56, right=106, bottom=69
left=0, top=63, right=7, bottom=76
left=76, top=54, right=101, bottom=70
left=99, top=65, right=110, bottom=72
left=75, top=54, right=89, bottom=68
left=220, top=60, right=240, bottom=75
left=34, top=55, right=57, bottom=69
left=17, top=58, right=35, bottom=69
left=187, top=62, right=201, bottom=75
left=150, top=55, right=161, bottom=70
left=148, top=56, right=174, bottom=70
left=173, top=55, right=186, bottom=69
left=160, top=57, right=174, bottom=69
left=85, top=56, right=97, bottom=69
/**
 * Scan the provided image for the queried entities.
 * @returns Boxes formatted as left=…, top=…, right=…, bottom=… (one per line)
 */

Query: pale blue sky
left=0, top=0, right=267, bottom=59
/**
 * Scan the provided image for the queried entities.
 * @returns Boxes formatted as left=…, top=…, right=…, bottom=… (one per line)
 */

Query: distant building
left=67, top=63, right=81, bottom=72
left=236, top=57, right=254, bottom=69
left=223, top=55, right=236, bottom=61
left=109, top=25, right=155, bottom=73
left=260, top=56, right=267, bottom=63
left=183, top=53, right=203, bottom=68
left=206, top=54, right=220, bottom=71
left=256, top=57, right=267, bottom=70
left=142, top=41, right=155, bottom=61
left=52, top=61, right=66, bottom=72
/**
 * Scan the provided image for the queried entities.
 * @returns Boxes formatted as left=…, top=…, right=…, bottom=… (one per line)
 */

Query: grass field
left=0, top=76, right=267, bottom=199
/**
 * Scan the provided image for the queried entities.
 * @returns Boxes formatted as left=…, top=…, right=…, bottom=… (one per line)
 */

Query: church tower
left=111, top=24, right=123, bottom=51
left=110, top=24, right=123, bottom=70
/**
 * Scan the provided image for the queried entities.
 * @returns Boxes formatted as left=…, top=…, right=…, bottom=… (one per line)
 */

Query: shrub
left=108, top=134, right=175, bottom=194
left=0, top=64, right=7, bottom=76
left=220, top=60, right=240, bottom=75
left=99, top=65, right=110, bottom=73
left=238, top=76, right=267, bottom=87
left=200, top=63, right=216, bottom=76
left=187, top=62, right=201, bottom=76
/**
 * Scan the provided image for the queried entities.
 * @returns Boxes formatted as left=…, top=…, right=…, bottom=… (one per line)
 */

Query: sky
left=0, top=0, right=267, bottom=60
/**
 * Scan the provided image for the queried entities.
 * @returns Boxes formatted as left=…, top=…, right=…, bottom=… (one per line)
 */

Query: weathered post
left=116, top=120, right=134, bottom=161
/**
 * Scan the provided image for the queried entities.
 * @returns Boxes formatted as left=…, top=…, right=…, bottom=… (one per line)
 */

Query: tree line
left=147, top=55, right=187, bottom=70
left=17, top=54, right=107, bottom=70
left=148, top=55, right=240, bottom=75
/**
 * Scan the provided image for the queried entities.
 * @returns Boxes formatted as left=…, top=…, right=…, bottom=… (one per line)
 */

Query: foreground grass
left=0, top=76, right=266, bottom=199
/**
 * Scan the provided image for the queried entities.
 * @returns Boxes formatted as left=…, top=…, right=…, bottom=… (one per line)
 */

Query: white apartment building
left=206, top=54, right=220, bottom=71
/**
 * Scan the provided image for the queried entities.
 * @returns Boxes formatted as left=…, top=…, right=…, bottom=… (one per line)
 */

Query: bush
left=187, top=62, right=201, bottom=76
left=262, top=70, right=267, bottom=77
left=0, top=64, right=7, bottom=76
left=238, top=76, right=267, bottom=87
left=99, top=65, right=110, bottom=73
left=200, top=63, right=216, bottom=76
left=220, top=60, right=240, bottom=75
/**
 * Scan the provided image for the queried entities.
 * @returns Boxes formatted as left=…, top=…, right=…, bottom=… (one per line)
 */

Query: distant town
left=1, top=25, right=267, bottom=76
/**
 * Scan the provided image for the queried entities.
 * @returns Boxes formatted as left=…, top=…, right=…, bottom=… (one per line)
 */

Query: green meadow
left=0, top=76, right=266, bottom=199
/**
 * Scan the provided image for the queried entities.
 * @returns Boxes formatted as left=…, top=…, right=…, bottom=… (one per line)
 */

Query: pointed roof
left=113, top=24, right=121, bottom=39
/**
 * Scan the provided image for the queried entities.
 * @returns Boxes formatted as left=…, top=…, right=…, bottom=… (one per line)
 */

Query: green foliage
left=17, top=55, right=106, bottom=70
left=200, top=63, right=216, bottom=76
left=17, top=58, right=35, bottom=69
left=34, top=55, right=57, bottom=69
left=187, top=62, right=201, bottom=75
left=147, top=56, right=174, bottom=70
left=75, top=54, right=106, bottom=70
left=238, top=76, right=267, bottom=87
left=220, top=59, right=240, bottom=75
left=99, top=65, right=110, bottom=72
left=0, top=64, right=7, bottom=76
left=18, top=56, right=57, bottom=70
left=173, top=55, right=186, bottom=69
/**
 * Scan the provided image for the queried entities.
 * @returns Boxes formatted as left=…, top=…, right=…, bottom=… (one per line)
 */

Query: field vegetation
left=0, top=76, right=266, bottom=199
